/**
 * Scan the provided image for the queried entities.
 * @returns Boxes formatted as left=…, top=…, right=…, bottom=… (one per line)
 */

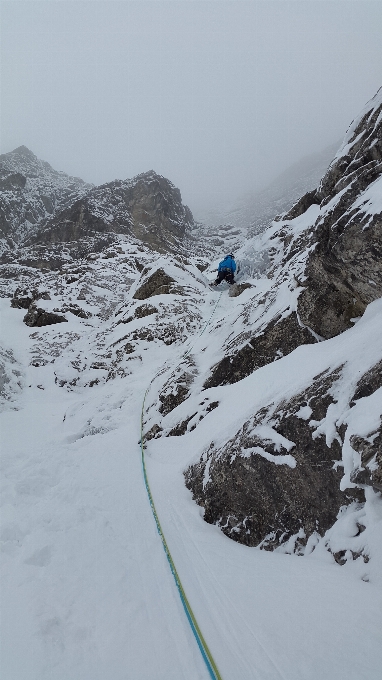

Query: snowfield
left=1, top=246, right=382, bottom=679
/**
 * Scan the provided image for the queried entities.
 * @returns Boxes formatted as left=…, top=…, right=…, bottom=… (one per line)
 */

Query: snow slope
left=1, top=232, right=381, bottom=679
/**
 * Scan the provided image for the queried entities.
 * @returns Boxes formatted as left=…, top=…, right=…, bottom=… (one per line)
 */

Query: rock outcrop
left=23, top=304, right=68, bottom=327
left=133, top=268, right=177, bottom=300
left=297, top=88, right=382, bottom=338
left=204, top=312, right=315, bottom=388
left=186, top=365, right=365, bottom=549
left=0, top=145, right=92, bottom=244
left=30, top=171, right=194, bottom=254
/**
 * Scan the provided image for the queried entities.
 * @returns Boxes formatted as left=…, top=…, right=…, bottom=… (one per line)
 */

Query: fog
left=1, top=1, right=382, bottom=216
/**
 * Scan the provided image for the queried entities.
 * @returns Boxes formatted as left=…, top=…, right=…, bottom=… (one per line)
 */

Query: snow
left=1, top=178, right=382, bottom=678
left=1, top=263, right=382, bottom=679
left=332, top=86, right=382, bottom=164
left=351, top=174, right=382, bottom=227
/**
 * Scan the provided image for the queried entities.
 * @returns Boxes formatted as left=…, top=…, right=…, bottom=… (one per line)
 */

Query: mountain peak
left=10, top=145, right=37, bottom=159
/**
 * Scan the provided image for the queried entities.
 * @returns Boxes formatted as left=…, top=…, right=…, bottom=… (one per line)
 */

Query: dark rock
left=168, top=413, right=198, bottom=437
left=144, top=424, right=163, bottom=441
left=297, top=91, right=382, bottom=338
left=23, top=304, right=68, bottom=327
left=282, top=189, right=320, bottom=221
left=11, top=287, right=51, bottom=309
left=159, top=383, right=190, bottom=417
left=133, top=268, right=176, bottom=300
left=186, top=367, right=363, bottom=548
left=122, top=343, right=135, bottom=355
left=60, top=304, right=92, bottom=319
left=204, top=312, right=315, bottom=388
left=206, top=401, right=219, bottom=413
left=349, top=428, right=382, bottom=492
left=134, top=258, right=144, bottom=272
left=159, top=359, right=197, bottom=416
left=297, top=216, right=381, bottom=338
left=350, top=359, right=382, bottom=405
left=228, top=282, right=252, bottom=298
left=0, top=172, right=27, bottom=191
left=134, top=304, right=158, bottom=318
left=11, top=290, right=35, bottom=309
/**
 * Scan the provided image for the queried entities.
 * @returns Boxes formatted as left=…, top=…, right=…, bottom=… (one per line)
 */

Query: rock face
left=182, top=88, right=382, bottom=554
left=186, top=367, right=364, bottom=548
left=0, top=146, right=92, bottom=244
left=31, top=171, right=194, bottom=254
left=132, top=268, right=177, bottom=300
left=1, top=149, right=194, bottom=259
left=204, top=312, right=315, bottom=388
left=297, top=88, right=382, bottom=338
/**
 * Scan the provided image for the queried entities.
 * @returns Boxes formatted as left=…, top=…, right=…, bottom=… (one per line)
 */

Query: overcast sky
left=1, top=1, right=381, bottom=215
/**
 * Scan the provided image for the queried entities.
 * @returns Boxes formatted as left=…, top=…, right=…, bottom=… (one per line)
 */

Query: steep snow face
left=0, top=146, right=93, bottom=246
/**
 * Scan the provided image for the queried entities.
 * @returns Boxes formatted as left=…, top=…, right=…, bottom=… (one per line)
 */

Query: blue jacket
left=218, top=256, right=236, bottom=273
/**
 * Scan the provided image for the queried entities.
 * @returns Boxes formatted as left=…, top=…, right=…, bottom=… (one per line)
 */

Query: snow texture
left=1, top=221, right=381, bottom=679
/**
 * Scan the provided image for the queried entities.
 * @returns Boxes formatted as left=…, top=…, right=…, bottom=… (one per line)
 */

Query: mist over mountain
left=196, top=141, right=340, bottom=232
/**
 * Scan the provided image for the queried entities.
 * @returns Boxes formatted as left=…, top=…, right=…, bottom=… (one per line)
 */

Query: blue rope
left=140, top=288, right=223, bottom=679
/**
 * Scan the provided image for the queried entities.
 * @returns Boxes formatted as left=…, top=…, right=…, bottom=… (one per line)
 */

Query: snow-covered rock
left=297, top=86, right=382, bottom=337
left=30, top=170, right=195, bottom=255
left=0, top=145, right=92, bottom=246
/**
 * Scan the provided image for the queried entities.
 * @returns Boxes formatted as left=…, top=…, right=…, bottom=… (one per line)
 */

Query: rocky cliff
left=297, top=89, right=382, bottom=338
left=29, top=170, right=195, bottom=255
left=0, top=149, right=196, bottom=273
left=0, top=146, right=92, bottom=246
left=182, top=88, right=382, bottom=559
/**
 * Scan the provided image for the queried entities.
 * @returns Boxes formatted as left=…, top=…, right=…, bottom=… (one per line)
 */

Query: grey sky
left=1, top=1, right=382, bottom=215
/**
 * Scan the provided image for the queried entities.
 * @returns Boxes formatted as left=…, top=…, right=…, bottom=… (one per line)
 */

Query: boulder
left=23, top=304, right=68, bottom=327
left=134, top=304, right=158, bottom=318
left=133, top=268, right=176, bottom=300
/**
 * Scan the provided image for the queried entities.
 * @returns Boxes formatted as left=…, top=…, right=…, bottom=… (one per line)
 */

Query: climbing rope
left=140, top=288, right=223, bottom=680
left=182, top=290, right=223, bottom=359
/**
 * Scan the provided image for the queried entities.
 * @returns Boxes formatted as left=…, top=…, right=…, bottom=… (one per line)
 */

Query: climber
left=212, top=253, right=236, bottom=286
